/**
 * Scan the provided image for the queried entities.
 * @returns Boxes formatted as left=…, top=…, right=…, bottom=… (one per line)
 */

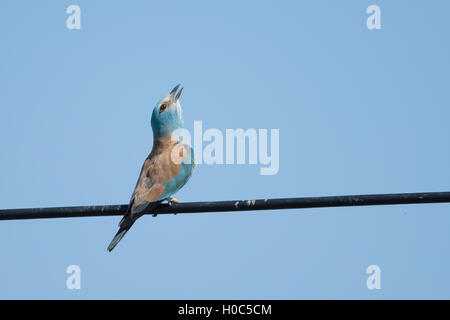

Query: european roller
left=107, top=84, right=195, bottom=251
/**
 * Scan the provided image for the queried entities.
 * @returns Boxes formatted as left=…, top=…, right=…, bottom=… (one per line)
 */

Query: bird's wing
left=119, top=158, right=166, bottom=228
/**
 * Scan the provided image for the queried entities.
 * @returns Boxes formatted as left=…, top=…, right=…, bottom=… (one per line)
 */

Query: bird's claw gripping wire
left=167, top=197, right=180, bottom=207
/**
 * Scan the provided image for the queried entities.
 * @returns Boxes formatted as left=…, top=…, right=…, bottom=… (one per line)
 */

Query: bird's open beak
left=169, top=84, right=184, bottom=102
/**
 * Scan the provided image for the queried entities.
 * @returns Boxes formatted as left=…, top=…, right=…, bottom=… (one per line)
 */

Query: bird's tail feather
left=107, top=226, right=131, bottom=252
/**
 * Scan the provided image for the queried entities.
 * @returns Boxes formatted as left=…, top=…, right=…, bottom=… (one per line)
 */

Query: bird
left=107, top=84, right=195, bottom=251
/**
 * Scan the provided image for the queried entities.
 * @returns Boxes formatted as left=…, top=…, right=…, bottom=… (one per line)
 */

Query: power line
left=1, top=191, right=450, bottom=221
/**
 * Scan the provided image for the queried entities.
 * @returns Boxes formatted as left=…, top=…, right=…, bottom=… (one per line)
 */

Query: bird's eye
left=159, top=104, right=167, bottom=113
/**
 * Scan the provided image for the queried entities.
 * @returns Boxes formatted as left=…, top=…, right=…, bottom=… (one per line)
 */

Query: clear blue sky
left=1, top=0, right=449, bottom=299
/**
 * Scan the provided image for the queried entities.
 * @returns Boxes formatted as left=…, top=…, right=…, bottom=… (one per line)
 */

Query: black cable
left=1, top=191, right=449, bottom=221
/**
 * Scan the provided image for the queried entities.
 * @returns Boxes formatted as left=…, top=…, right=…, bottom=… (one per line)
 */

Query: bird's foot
left=167, top=197, right=180, bottom=207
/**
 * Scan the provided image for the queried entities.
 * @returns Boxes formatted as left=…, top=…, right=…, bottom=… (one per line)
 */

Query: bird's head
left=151, top=84, right=184, bottom=139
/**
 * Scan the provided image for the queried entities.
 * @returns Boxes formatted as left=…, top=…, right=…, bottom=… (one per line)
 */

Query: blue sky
left=0, top=0, right=449, bottom=299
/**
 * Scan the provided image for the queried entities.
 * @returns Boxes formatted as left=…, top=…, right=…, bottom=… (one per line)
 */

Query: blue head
left=151, top=84, right=184, bottom=139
